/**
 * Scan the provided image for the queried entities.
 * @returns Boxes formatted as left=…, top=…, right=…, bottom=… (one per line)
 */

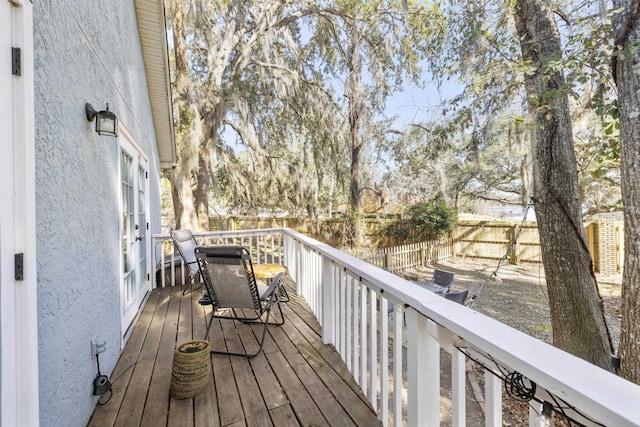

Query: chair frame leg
left=182, top=275, right=203, bottom=296
left=204, top=308, right=276, bottom=358
left=202, top=291, right=285, bottom=358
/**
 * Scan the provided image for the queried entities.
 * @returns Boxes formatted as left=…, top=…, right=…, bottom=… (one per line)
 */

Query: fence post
left=384, top=252, right=392, bottom=270
left=451, top=229, right=457, bottom=258
left=508, top=225, right=518, bottom=265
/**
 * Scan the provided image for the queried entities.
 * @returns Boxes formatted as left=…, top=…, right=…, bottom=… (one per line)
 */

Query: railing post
left=406, top=308, right=439, bottom=427
left=322, top=255, right=335, bottom=345
left=284, top=233, right=295, bottom=279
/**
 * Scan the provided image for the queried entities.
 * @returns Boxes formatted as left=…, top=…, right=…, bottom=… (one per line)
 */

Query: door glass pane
left=138, top=165, right=147, bottom=283
left=121, top=150, right=135, bottom=309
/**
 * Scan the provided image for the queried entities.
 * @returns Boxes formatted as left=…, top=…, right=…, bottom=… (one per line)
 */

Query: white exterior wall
left=33, top=1, right=163, bottom=425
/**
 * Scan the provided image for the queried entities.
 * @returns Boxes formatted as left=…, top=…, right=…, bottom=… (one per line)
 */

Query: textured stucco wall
left=33, top=1, right=163, bottom=425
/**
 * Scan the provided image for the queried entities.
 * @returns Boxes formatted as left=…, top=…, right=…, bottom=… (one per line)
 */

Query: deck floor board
left=90, top=277, right=380, bottom=427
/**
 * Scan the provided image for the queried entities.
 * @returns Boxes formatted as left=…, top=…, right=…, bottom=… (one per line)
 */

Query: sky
left=383, top=77, right=463, bottom=130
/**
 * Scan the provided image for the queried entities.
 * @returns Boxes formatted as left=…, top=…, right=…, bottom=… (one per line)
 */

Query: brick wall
left=589, top=219, right=624, bottom=274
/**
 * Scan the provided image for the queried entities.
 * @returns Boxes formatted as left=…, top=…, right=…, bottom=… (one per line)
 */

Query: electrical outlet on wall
left=91, top=337, right=106, bottom=356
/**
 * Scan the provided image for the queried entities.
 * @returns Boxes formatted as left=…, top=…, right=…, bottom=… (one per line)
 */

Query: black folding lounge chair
left=444, top=290, right=468, bottom=305
left=430, top=269, right=454, bottom=294
left=195, top=245, right=285, bottom=358
left=169, top=229, right=203, bottom=296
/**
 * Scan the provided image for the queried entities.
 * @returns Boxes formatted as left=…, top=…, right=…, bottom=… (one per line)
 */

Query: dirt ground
left=405, top=258, right=622, bottom=426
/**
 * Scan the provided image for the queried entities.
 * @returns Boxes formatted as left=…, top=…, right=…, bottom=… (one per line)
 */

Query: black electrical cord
left=504, top=372, right=537, bottom=402
left=109, top=362, right=137, bottom=386
left=97, top=390, right=113, bottom=406
left=455, top=345, right=607, bottom=427
left=93, top=361, right=138, bottom=406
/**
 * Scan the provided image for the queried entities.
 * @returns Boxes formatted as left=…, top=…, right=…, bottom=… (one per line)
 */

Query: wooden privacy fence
left=350, top=238, right=453, bottom=273
left=453, top=221, right=541, bottom=264
left=352, top=219, right=623, bottom=274
left=454, top=219, right=624, bottom=274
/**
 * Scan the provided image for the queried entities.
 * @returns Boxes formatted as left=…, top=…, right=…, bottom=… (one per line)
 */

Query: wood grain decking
left=88, top=277, right=381, bottom=427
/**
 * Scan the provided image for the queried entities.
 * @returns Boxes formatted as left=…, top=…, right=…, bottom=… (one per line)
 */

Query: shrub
left=405, top=197, right=457, bottom=241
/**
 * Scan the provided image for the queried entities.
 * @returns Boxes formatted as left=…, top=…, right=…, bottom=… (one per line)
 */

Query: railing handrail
left=281, top=227, right=640, bottom=426
left=153, top=227, right=285, bottom=241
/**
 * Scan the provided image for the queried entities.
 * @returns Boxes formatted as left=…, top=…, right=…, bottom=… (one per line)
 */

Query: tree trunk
left=612, top=0, right=640, bottom=383
left=514, top=0, right=613, bottom=370
left=167, top=0, right=202, bottom=231
left=346, top=24, right=365, bottom=248
left=194, top=138, right=212, bottom=231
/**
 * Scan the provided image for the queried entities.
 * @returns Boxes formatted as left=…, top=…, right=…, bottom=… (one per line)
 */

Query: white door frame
left=0, top=0, right=39, bottom=425
left=118, top=126, right=151, bottom=343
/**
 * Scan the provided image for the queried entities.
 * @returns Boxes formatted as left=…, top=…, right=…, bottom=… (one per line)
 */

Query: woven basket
left=170, top=340, right=211, bottom=399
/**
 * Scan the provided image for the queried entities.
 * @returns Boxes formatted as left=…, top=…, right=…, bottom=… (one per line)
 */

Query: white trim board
left=0, top=0, right=40, bottom=426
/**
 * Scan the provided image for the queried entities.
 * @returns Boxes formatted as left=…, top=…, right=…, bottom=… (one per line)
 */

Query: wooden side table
left=253, top=263, right=289, bottom=302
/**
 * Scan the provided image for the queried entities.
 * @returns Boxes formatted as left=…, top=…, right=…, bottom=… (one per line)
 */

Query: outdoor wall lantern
left=85, top=103, right=118, bottom=137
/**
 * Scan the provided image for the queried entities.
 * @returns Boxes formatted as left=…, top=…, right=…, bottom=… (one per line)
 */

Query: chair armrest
left=261, top=272, right=284, bottom=300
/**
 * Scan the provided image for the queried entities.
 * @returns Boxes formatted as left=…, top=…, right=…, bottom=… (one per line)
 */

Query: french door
left=119, top=127, right=150, bottom=341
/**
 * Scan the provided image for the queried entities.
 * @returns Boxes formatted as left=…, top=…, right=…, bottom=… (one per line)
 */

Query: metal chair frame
left=169, top=229, right=202, bottom=295
left=195, top=245, right=285, bottom=358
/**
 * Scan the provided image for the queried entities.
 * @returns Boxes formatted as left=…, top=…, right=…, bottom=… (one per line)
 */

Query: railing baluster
left=380, top=297, right=389, bottom=426
left=270, top=234, right=274, bottom=263
left=313, top=249, right=318, bottom=316
left=426, top=321, right=441, bottom=426
left=393, top=304, right=403, bottom=427
left=339, top=269, right=346, bottom=357
left=295, top=239, right=301, bottom=295
left=302, top=247, right=308, bottom=309
left=346, top=270, right=353, bottom=372
left=353, top=278, right=360, bottom=383
left=370, top=289, right=378, bottom=410
left=360, top=283, right=368, bottom=393
left=529, top=402, right=541, bottom=427
left=485, top=369, right=502, bottom=427
left=321, top=254, right=335, bottom=345
left=452, top=348, right=466, bottom=427
left=260, top=235, right=264, bottom=264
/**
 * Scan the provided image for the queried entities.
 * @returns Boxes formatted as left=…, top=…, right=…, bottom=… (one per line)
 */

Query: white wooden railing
left=152, top=228, right=640, bottom=427
left=152, top=228, right=286, bottom=287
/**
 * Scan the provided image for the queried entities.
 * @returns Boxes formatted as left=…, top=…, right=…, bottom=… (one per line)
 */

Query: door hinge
left=147, top=273, right=150, bottom=281
left=146, top=222, right=149, bottom=230
left=145, top=171, right=148, bottom=179
left=15, top=253, right=24, bottom=281
left=12, top=47, right=21, bottom=76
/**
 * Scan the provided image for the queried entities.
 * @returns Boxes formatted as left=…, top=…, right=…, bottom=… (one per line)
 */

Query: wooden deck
left=88, top=277, right=381, bottom=427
